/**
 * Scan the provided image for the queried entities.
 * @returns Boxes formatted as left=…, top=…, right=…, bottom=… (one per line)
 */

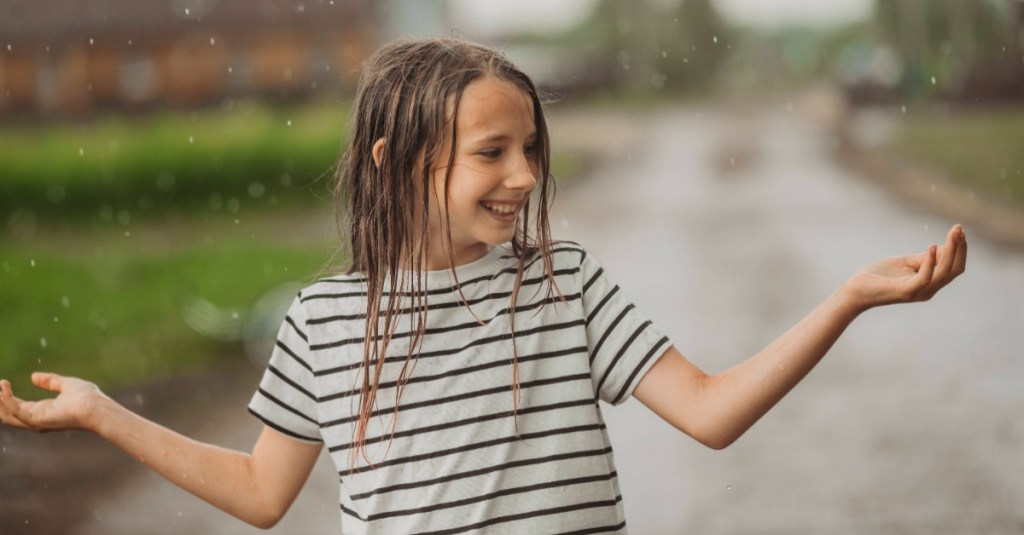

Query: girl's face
left=425, top=76, right=539, bottom=269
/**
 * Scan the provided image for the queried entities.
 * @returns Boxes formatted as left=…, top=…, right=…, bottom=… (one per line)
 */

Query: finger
left=31, top=372, right=64, bottom=393
left=932, top=225, right=959, bottom=281
left=0, top=381, right=32, bottom=429
left=952, top=225, right=967, bottom=276
left=910, top=244, right=937, bottom=299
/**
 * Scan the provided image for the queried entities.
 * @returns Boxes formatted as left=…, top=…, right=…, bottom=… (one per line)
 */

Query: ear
left=371, top=138, right=386, bottom=169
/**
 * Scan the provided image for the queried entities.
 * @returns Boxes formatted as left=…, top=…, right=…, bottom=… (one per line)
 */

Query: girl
left=0, top=38, right=966, bottom=534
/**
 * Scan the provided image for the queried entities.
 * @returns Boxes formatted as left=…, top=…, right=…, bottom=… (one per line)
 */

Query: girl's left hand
left=843, top=224, right=967, bottom=312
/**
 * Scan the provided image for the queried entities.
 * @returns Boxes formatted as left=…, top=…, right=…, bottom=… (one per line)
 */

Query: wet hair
left=335, top=37, right=559, bottom=469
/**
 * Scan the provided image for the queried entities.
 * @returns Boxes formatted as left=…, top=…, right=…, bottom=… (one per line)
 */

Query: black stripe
left=310, top=291, right=580, bottom=349
left=368, top=471, right=618, bottom=521
left=307, top=278, right=578, bottom=325
left=585, top=285, right=620, bottom=327
left=410, top=495, right=623, bottom=535
left=267, top=364, right=317, bottom=401
left=582, top=267, right=604, bottom=295
left=349, top=446, right=613, bottom=501
left=284, top=315, right=307, bottom=341
left=314, top=318, right=586, bottom=376
left=319, top=345, right=587, bottom=402
left=596, top=321, right=651, bottom=395
left=345, top=423, right=605, bottom=475
left=612, top=336, right=670, bottom=404
left=340, top=502, right=367, bottom=522
left=555, top=521, right=627, bottom=535
left=323, top=373, right=591, bottom=431
left=274, top=340, right=313, bottom=373
left=255, top=387, right=319, bottom=425
left=247, top=407, right=320, bottom=442
left=333, top=398, right=597, bottom=451
left=589, top=303, right=634, bottom=364
left=302, top=257, right=578, bottom=303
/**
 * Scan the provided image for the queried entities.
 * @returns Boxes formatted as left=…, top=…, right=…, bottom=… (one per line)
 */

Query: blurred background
left=1, top=1, right=1022, bottom=534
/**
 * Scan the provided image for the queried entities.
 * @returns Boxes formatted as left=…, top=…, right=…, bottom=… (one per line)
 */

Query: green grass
left=0, top=98, right=349, bottom=221
left=889, top=106, right=1024, bottom=211
left=0, top=228, right=333, bottom=399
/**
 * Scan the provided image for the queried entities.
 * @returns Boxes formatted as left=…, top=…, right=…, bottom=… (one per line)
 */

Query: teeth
left=482, top=202, right=517, bottom=215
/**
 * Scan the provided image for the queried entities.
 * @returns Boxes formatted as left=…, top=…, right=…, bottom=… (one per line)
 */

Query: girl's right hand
left=0, top=373, right=109, bottom=433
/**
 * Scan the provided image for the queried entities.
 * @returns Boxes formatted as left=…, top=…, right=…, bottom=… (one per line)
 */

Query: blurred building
left=0, top=0, right=385, bottom=118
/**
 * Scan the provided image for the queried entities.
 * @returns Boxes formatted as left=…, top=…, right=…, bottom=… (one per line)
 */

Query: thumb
left=31, top=372, right=64, bottom=393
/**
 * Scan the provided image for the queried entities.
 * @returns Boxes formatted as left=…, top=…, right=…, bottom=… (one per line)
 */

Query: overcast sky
left=448, top=0, right=876, bottom=34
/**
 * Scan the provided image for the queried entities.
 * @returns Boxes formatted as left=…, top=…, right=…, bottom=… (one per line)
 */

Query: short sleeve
left=579, top=249, right=671, bottom=405
left=248, top=295, right=323, bottom=443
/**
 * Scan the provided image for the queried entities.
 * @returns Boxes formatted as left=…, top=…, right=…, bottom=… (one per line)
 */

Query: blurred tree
left=874, top=0, right=1023, bottom=99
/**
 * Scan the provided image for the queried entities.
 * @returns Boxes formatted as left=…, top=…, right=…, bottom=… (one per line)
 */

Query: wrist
left=832, top=284, right=869, bottom=319
left=85, top=393, right=122, bottom=436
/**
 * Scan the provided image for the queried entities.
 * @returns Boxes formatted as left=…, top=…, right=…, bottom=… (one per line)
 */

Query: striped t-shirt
left=249, top=242, right=671, bottom=534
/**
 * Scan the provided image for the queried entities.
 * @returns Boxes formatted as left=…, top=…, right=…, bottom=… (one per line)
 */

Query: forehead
left=454, top=77, right=536, bottom=138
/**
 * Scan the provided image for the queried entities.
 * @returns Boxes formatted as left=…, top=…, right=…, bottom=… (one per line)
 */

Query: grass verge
left=888, top=106, right=1024, bottom=211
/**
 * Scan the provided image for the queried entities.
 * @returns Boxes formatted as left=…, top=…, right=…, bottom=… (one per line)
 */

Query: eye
left=478, top=149, right=502, bottom=159
left=524, top=143, right=538, bottom=155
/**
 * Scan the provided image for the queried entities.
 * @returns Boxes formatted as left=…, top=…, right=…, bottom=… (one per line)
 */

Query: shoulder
left=286, top=273, right=368, bottom=326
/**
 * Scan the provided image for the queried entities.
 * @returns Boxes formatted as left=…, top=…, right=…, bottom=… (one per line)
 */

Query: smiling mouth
left=480, top=201, right=520, bottom=216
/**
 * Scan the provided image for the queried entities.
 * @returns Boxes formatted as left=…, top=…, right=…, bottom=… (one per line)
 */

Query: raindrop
left=286, top=119, right=292, bottom=127
left=89, top=38, right=95, bottom=45
left=231, top=312, right=239, bottom=320
left=79, top=147, right=85, bottom=156
left=660, top=50, right=667, bottom=58
left=185, top=7, right=190, bottom=15
left=124, top=230, right=131, bottom=237
left=726, top=485, right=733, bottom=491
left=30, top=259, right=36, bottom=267
left=295, top=2, right=305, bottom=13
left=5, top=44, right=10, bottom=51
left=188, top=135, right=194, bottom=144
left=62, top=296, right=70, bottom=308
left=177, top=511, right=183, bottom=517
left=234, top=218, right=240, bottom=225
left=901, top=105, right=906, bottom=114
left=228, top=66, right=233, bottom=73
left=930, top=76, right=936, bottom=85
left=247, top=182, right=266, bottom=198
left=53, top=316, right=59, bottom=323
left=713, top=36, right=718, bottom=44
left=40, top=337, right=47, bottom=348
left=128, top=39, right=133, bottom=46
left=209, top=37, right=216, bottom=46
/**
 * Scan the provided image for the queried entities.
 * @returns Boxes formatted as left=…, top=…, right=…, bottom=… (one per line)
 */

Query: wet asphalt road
left=72, top=103, right=1024, bottom=534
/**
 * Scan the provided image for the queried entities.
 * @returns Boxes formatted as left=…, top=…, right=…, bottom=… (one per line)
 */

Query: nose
left=505, top=154, right=538, bottom=192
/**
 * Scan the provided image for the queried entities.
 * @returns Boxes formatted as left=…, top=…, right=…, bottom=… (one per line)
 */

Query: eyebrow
left=469, top=131, right=538, bottom=144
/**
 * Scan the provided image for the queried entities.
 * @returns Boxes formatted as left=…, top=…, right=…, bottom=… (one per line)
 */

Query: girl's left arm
left=633, top=224, right=967, bottom=450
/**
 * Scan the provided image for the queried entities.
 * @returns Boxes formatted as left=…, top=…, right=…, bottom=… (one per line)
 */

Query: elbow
left=241, top=503, right=288, bottom=530
left=246, top=511, right=284, bottom=530
left=691, top=426, right=740, bottom=451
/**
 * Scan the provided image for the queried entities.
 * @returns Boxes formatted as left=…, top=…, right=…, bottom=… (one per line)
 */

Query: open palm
left=845, top=225, right=967, bottom=310
left=0, top=373, right=106, bottom=432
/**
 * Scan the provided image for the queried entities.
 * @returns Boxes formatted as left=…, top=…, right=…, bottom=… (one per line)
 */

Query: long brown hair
left=336, top=37, right=559, bottom=469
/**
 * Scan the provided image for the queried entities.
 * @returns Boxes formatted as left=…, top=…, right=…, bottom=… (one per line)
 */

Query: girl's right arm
left=0, top=372, right=321, bottom=529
